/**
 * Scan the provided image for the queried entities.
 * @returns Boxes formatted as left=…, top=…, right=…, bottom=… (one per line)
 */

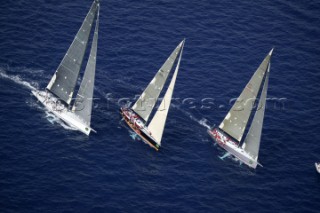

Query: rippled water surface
left=1, top=0, right=320, bottom=212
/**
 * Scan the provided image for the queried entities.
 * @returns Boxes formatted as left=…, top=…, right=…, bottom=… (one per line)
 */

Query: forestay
left=131, top=42, right=183, bottom=122
left=219, top=49, right=272, bottom=142
left=47, top=0, right=99, bottom=105
left=242, top=64, right=270, bottom=160
left=72, top=6, right=99, bottom=125
left=148, top=40, right=185, bottom=144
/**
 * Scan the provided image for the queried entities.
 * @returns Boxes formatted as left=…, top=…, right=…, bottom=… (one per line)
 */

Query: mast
left=46, top=0, right=99, bottom=105
left=131, top=41, right=184, bottom=122
left=242, top=62, right=270, bottom=160
left=148, top=40, right=185, bottom=145
left=72, top=3, right=99, bottom=126
left=219, top=49, right=273, bottom=142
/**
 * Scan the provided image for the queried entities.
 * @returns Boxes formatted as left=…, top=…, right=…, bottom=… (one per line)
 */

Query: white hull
left=208, top=128, right=260, bottom=169
left=32, top=90, right=93, bottom=135
left=315, top=163, right=320, bottom=174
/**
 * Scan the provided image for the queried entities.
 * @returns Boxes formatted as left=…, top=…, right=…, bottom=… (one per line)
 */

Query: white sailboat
left=208, top=49, right=274, bottom=169
left=315, top=163, right=320, bottom=174
left=32, top=0, right=100, bottom=135
left=120, top=40, right=185, bottom=151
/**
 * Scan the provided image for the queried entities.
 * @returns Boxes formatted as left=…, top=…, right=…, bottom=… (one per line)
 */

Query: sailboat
left=120, top=40, right=185, bottom=151
left=208, top=49, right=274, bottom=169
left=32, top=0, right=100, bottom=135
left=315, top=163, right=320, bottom=174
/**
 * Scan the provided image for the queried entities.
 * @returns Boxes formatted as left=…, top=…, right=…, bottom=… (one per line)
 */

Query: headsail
left=72, top=5, right=99, bottom=125
left=148, top=40, right=185, bottom=144
left=242, top=63, right=270, bottom=160
left=219, top=49, right=273, bottom=142
left=131, top=41, right=184, bottom=122
left=46, top=0, right=99, bottom=105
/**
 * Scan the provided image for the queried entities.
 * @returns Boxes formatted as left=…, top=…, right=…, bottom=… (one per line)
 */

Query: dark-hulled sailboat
left=32, top=0, right=100, bottom=135
left=208, top=49, right=274, bottom=169
left=120, top=40, right=185, bottom=151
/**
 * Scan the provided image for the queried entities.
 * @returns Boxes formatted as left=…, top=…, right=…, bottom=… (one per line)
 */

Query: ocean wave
left=172, top=103, right=215, bottom=129
left=0, top=68, right=39, bottom=90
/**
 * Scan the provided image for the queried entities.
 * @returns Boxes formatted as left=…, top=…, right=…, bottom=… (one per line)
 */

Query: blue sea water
left=1, top=0, right=320, bottom=212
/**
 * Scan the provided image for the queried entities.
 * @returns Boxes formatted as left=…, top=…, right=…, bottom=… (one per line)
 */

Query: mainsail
left=72, top=7, right=99, bottom=125
left=219, top=49, right=273, bottom=142
left=131, top=42, right=184, bottom=122
left=242, top=64, right=270, bottom=160
left=148, top=40, right=185, bottom=144
left=46, top=0, right=99, bottom=105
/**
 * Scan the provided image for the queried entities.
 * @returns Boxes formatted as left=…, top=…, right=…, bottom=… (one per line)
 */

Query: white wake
left=172, top=104, right=215, bottom=130
left=0, top=69, right=39, bottom=91
left=45, top=111, right=77, bottom=131
left=0, top=68, right=78, bottom=132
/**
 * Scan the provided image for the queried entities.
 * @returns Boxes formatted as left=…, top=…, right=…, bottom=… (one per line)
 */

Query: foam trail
left=129, top=131, right=138, bottom=140
left=219, top=152, right=231, bottom=160
left=218, top=151, right=246, bottom=167
left=172, top=104, right=215, bottom=129
left=45, top=111, right=58, bottom=124
left=1, top=68, right=79, bottom=132
left=0, top=69, right=38, bottom=91
left=25, top=97, right=43, bottom=111
left=119, top=119, right=141, bottom=141
left=45, top=111, right=77, bottom=131
left=199, top=118, right=212, bottom=129
left=231, top=156, right=240, bottom=164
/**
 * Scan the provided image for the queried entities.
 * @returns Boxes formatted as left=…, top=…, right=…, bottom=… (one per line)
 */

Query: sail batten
left=242, top=64, right=270, bottom=160
left=46, top=0, right=99, bottom=105
left=219, top=51, right=272, bottom=142
left=147, top=40, right=185, bottom=144
left=72, top=5, right=99, bottom=126
left=131, top=41, right=184, bottom=122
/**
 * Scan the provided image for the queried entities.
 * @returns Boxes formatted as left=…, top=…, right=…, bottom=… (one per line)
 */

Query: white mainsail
left=131, top=41, right=184, bottom=122
left=219, top=49, right=273, bottom=142
left=148, top=40, right=185, bottom=145
left=242, top=64, right=270, bottom=160
left=47, top=0, right=99, bottom=105
left=72, top=6, right=100, bottom=126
